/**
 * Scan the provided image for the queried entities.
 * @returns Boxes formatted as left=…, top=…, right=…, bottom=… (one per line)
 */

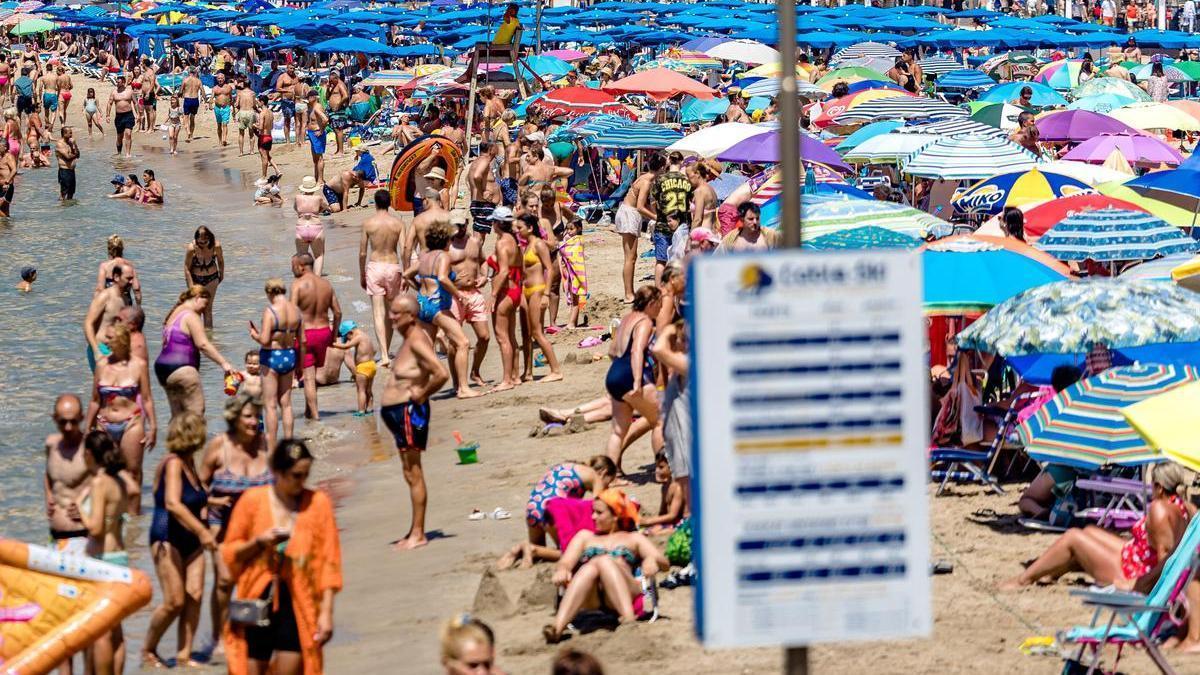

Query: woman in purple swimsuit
left=154, top=285, right=236, bottom=421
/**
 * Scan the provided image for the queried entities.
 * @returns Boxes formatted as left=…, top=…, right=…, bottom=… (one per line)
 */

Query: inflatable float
left=388, top=134, right=463, bottom=212
left=0, top=540, right=151, bottom=675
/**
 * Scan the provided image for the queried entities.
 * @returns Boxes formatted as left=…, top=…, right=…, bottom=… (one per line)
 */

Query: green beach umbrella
left=12, top=18, right=55, bottom=35
left=816, top=66, right=890, bottom=85
left=969, top=101, right=1025, bottom=130
left=1173, top=62, right=1200, bottom=81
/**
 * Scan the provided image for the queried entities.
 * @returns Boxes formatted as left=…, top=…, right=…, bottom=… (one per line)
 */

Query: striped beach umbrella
left=741, top=78, right=826, bottom=99
left=1034, top=59, right=1086, bottom=90
left=918, top=55, right=962, bottom=77
left=550, top=114, right=682, bottom=150
left=935, top=69, right=995, bottom=89
left=1019, top=364, right=1200, bottom=469
left=810, top=89, right=912, bottom=127
left=816, top=66, right=892, bottom=91
left=968, top=101, right=1025, bottom=130
left=896, top=118, right=1008, bottom=138
left=843, top=132, right=936, bottom=163
left=834, top=96, right=967, bottom=124
left=952, top=168, right=1094, bottom=216
left=831, top=41, right=902, bottom=64
left=1035, top=208, right=1198, bottom=263
left=903, top=133, right=1038, bottom=180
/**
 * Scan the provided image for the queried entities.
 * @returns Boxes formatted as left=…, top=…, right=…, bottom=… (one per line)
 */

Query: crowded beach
left=9, top=0, right=1200, bottom=673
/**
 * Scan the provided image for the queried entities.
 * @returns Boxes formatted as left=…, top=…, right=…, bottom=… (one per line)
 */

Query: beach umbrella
left=1123, top=153, right=1200, bottom=217
left=1124, top=379, right=1200, bottom=472
left=1074, top=76, right=1153, bottom=102
left=833, top=55, right=900, bottom=76
left=740, top=78, right=826, bottom=100
left=978, top=81, right=1068, bottom=106
left=764, top=194, right=947, bottom=238
left=544, top=49, right=588, bottom=62
left=936, top=69, right=996, bottom=89
left=704, top=39, right=778, bottom=65
left=529, top=86, right=634, bottom=120
left=1062, top=133, right=1184, bottom=168
left=903, top=133, right=1038, bottom=180
left=968, top=102, right=1024, bottom=130
left=603, top=67, right=716, bottom=100
left=1067, top=93, right=1141, bottom=113
left=308, top=36, right=394, bottom=56
left=1019, top=364, right=1200, bottom=470
left=1097, top=182, right=1200, bottom=229
left=1107, top=102, right=1200, bottom=132
left=896, top=117, right=1009, bottom=138
left=952, top=168, right=1094, bottom=217
left=742, top=61, right=815, bottom=80
left=957, top=278, right=1200, bottom=383
left=10, top=17, right=51, bottom=34
left=1034, top=59, right=1086, bottom=90
left=842, top=132, right=937, bottom=164
left=831, top=40, right=902, bottom=63
left=834, top=120, right=903, bottom=153
left=1035, top=109, right=1141, bottom=142
left=1130, top=63, right=1194, bottom=83
left=816, top=65, right=892, bottom=90
left=1166, top=99, right=1200, bottom=125
left=716, top=130, right=851, bottom=171
left=665, top=122, right=768, bottom=157
left=708, top=172, right=748, bottom=201
left=1119, top=252, right=1200, bottom=283
left=810, top=89, right=912, bottom=127
left=802, top=225, right=922, bottom=251
left=918, top=55, right=962, bottom=77
left=833, top=96, right=967, bottom=124
left=1035, top=208, right=1198, bottom=263
left=982, top=193, right=1149, bottom=241
left=921, top=234, right=1070, bottom=315
left=1036, top=159, right=1134, bottom=186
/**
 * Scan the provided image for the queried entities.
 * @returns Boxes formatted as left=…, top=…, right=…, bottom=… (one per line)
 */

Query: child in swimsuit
left=166, top=96, right=182, bottom=155
left=332, top=320, right=377, bottom=416
left=83, top=88, right=103, bottom=137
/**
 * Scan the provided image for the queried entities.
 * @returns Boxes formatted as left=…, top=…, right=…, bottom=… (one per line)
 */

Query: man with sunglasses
left=44, top=394, right=91, bottom=555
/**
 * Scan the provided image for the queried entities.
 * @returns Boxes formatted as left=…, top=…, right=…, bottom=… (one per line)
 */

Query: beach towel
left=544, top=497, right=595, bottom=549
left=558, top=235, right=588, bottom=308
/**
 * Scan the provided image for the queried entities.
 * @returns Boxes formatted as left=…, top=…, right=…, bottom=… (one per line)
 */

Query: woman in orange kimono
left=220, top=439, right=342, bottom=675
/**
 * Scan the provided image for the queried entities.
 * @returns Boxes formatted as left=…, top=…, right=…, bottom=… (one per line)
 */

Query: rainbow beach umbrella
left=1034, top=59, right=1085, bottom=90
left=1019, top=364, right=1200, bottom=469
left=952, top=168, right=1094, bottom=216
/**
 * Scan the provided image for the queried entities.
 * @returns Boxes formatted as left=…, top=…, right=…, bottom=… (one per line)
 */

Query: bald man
left=45, top=394, right=91, bottom=554
left=379, top=294, right=447, bottom=551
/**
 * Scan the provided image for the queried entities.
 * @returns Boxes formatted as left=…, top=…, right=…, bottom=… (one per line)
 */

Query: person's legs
left=620, top=232, right=637, bottom=303
left=606, top=399, right=633, bottom=475
left=91, top=622, right=117, bottom=675
left=593, top=555, right=638, bottom=621
left=310, top=231, right=325, bottom=276
left=1002, top=526, right=1126, bottom=589
left=551, top=561, right=601, bottom=635
left=492, top=296, right=518, bottom=391
left=1018, top=471, right=1057, bottom=520
left=176, top=551, right=205, bottom=665
left=395, top=449, right=428, bottom=550
left=434, top=312, right=480, bottom=397
left=272, top=651, right=303, bottom=675
left=202, top=281, right=219, bottom=328
left=209, top=536, right=232, bottom=657
left=116, top=419, right=145, bottom=515
left=303, top=361, right=319, bottom=420
left=1173, top=581, right=1200, bottom=651
left=468, top=319, right=490, bottom=386
left=262, top=368, right=280, bottom=449
left=548, top=263, right=562, bottom=326
left=142, top=543, right=185, bottom=664
left=371, top=294, right=393, bottom=366
left=167, top=366, right=205, bottom=419
left=528, top=290, right=562, bottom=381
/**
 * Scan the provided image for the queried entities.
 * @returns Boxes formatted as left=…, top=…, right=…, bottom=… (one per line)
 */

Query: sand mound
left=518, top=565, right=558, bottom=610
left=473, top=568, right=515, bottom=617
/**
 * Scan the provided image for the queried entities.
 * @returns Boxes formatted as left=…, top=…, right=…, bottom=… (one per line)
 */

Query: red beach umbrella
left=530, top=86, right=636, bottom=120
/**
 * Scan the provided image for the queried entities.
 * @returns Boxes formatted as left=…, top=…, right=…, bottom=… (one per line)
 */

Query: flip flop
left=490, top=508, right=511, bottom=520
left=468, top=509, right=486, bottom=521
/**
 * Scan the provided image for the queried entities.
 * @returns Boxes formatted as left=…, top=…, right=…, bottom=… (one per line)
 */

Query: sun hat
left=689, top=227, right=720, bottom=245
left=424, top=166, right=447, bottom=182
left=338, top=319, right=357, bottom=338
left=298, top=176, right=319, bottom=194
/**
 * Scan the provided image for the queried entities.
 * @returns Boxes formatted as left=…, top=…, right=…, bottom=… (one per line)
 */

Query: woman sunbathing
left=497, top=456, right=615, bottom=570
left=543, top=490, right=667, bottom=644
left=1001, top=463, right=1193, bottom=592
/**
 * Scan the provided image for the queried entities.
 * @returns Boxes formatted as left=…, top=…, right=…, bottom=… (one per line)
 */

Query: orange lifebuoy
left=388, top=134, right=464, bottom=212
left=0, top=540, right=152, bottom=675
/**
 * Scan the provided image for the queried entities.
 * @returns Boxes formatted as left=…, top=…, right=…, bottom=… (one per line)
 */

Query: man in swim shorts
left=325, top=69, right=350, bottom=155
left=45, top=394, right=91, bottom=555
left=290, top=253, right=341, bottom=421
left=106, top=75, right=136, bottom=158
left=180, top=67, right=203, bottom=142
left=360, top=189, right=407, bottom=365
left=379, top=294, right=447, bottom=551
left=449, top=210, right=491, bottom=386
left=234, top=75, right=258, bottom=156
left=84, top=264, right=133, bottom=372
left=275, top=63, right=299, bottom=144
left=13, top=67, right=34, bottom=118
left=211, top=71, right=234, bottom=147
left=55, top=126, right=78, bottom=201
left=305, top=90, right=329, bottom=183
left=36, top=67, right=58, bottom=132
left=468, top=141, right=502, bottom=236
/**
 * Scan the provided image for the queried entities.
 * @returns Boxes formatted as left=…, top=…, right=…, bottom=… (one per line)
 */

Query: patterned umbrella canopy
left=918, top=55, right=962, bottom=76
left=1019, top=364, right=1200, bottom=469
left=810, top=89, right=912, bottom=127
left=903, top=133, right=1038, bottom=180
left=1067, top=93, right=1141, bottom=113
left=1074, top=76, right=1153, bottom=102
left=952, top=168, right=1093, bottom=216
left=920, top=235, right=1070, bottom=315
left=1034, top=59, right=1086, bottom=90
left=956, top=278, right=1200, bottom=372
left=801, top=225, right=922, bottom=250
left=834, top=96, right=967, bottom=124
left=762, top=193, right=947, bottom=238
left=1035, top=208, right=1198, bottom=263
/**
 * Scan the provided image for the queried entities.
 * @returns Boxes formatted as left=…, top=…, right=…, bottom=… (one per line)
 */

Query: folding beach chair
left=1076, top=476, right=1152, bottom=531
left=1059, top=513, right=1200, bottom=674
left=929, top=391, right=1040, bottom=496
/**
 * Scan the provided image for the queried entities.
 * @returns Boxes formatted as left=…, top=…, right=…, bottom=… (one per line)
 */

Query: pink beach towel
left=544, top=497, right=595, bottom=550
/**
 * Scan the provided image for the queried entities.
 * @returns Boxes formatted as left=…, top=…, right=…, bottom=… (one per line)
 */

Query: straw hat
left=298, top=176, right=319, bottom=194
left=424, top=167, right=447, bottom=182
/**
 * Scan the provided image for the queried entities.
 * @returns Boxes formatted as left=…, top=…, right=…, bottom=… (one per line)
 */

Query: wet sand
left=61, top=80, right=1179, bottom=674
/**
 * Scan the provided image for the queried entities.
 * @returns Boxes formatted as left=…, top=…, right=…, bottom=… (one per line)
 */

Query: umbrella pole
left=779, top=0, right=800, bottom=247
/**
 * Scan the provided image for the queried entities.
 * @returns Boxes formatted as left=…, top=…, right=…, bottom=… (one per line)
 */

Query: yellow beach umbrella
left=1107, top=102, right=1200, bottom=131
left=412, top=63, right=448, bottom=77
left=1124, top=381, right=1200, bottom=471
left=743, top=61, right=812, bottom=80
left=1095, top=181, right=1198, bottom=227
left=1171, top=256, right=1200, bottom=292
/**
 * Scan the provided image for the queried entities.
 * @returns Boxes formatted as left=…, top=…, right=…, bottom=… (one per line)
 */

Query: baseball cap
left=338, top=319, right=357, bottom=337
left=490, top=205, right=514, bottom=222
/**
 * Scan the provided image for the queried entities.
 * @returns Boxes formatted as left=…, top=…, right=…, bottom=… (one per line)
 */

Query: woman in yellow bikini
left=513, top=213, right=563, bottom=383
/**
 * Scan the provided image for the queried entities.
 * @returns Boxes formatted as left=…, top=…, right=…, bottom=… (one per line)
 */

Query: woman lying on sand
left=543, top=489, right=667, bottom=644
left=497, top=456, right=616, bottom=570
left=1001, top=463, right=1193, bottom=591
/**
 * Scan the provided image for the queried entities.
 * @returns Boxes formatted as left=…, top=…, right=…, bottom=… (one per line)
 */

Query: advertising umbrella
left=952, top=168, right=1093, bottom=216
left=1019, top=364, right=1200, bottom=469
left=529, top=86, right=634, bottom=120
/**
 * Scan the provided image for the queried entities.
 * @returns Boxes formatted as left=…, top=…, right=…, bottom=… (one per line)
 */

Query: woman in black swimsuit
left=889, top=57, right=917, bottom=93
left=184, top=226, right=223, bottom=328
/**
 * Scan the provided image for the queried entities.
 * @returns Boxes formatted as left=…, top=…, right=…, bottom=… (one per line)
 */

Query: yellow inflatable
left=388, top=134, right=463, bottom=213
left=0, top=540, right=151, bottom=675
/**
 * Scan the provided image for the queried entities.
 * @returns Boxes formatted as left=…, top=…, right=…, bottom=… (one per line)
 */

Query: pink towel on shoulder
left=544, top=497, right=596, bottom=550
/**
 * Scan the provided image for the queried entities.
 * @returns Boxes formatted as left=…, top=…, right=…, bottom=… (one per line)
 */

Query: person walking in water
left=106, top=74, right=135, bottom=158
left=54, top=125, right=78, bottom=201
left=359, top=189, right=406, bottom=367
left=294, top=177, right=329, bottom=276
left=380, top=294, right=448, bottom=551
left=290, top=254, right=341, bottom=422
left=249, top=278, right=303, bottom=448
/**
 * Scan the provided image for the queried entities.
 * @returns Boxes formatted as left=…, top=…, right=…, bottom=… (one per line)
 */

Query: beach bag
left=229, top=551, right=282, bottom=627
left=665, top=518, right=692, bottom=567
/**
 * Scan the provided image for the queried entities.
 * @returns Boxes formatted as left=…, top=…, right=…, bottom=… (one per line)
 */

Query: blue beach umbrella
left=834, top=120, right=902, bottom=153
left=308, top=36, right=393, bottom=55
left=1035, top=208, right=1199, bottom=263
left=978, top=81, right=1068, bottom=106
left=921, top=236, right=1069, bottom=315
left=802, top=225, right=922, bottom=250
left=1067, top=93, right=1140, bottom=113
left=936, top=68, right=997, bottom=89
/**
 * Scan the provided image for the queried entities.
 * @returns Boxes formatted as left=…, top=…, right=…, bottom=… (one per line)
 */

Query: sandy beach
left=46, top=78, right=1177, bottom=675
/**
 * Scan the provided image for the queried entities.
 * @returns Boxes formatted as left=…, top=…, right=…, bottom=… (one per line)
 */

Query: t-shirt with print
left=650, top=170, right=693, bottom=235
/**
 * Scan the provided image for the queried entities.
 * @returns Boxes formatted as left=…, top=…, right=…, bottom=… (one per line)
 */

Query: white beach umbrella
left=665, top=122, right=770, bottom=157
left=1107, top=102, right=1200, bottom=132
left=831, top=41, right=902, bottom=64
left=1039, top=159, right=1135, bottom=186
left=704, top=40, right=780, bottom=66
left=843, top=133, right=937, bottom=163
left=902, top=133, right=1039, bottom=180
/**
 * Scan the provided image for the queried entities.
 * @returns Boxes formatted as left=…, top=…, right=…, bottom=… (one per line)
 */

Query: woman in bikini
left=537, top=185, right=572, bottom=327
left=513, top=213, right=563, bottom=383
left=183, top=226, right=223, bottom=329
left=249, top=277, right=304, bottom=448
left=294, top=176, right=330, bottom=276
left=85, top=324, right=156, bottom=515
left=403, top=221, right=481, bottom=399
left=200, top=393, right=272, bottom=660
left=604, top=286, right=663, bottom=480
left=487, top=209, right=525, bottom=391
left=77, top=431, right=130, bottom=674
left=3, top=107, right=20, bottom=160
left=155, top=285, right=236, bottom=420
left=543, top=489, right=667, bottom=644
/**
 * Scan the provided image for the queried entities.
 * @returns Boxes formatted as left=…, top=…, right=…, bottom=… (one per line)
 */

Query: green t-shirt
left=651, top=170, right=693, bottom=232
